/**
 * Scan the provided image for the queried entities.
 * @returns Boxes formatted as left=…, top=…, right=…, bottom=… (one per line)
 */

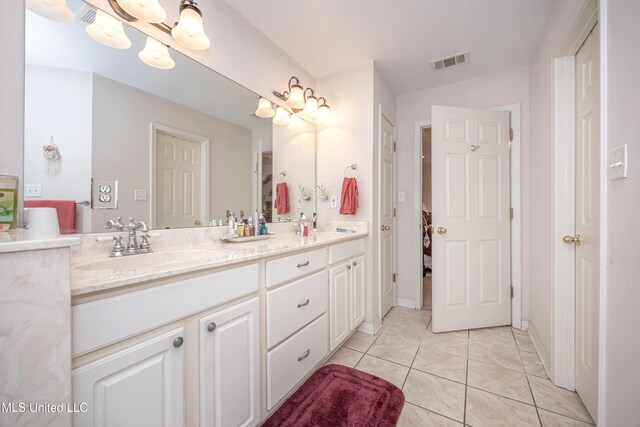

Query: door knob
left=436, top=226, right=447, bottom=235
left=381, top=225, right=391, bottom=231
left=194, top=219, right=201, bottom=226
left=562, top=234, right=582, bottom=246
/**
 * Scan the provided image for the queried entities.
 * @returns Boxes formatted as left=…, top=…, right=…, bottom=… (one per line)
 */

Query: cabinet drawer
left=267, top=271, right=327, bottom=348
left=266, top=314, right=328, bottom=409
left=266, top=248, right=326, bottom=288
left=73, top=264, right=259, bottom=356
left=329, top=238, right=365, bottom=264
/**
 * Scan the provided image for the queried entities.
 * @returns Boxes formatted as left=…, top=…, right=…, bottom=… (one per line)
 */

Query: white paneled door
left=379, top=116, right=395, bottom=318
left=431, top=106, right=511, bottom=333
left=573, top=24, right=600, bottom=421
left=154, top=130, right=203, bottom=229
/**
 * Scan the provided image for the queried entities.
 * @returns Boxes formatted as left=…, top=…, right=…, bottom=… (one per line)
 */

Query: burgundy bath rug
left=263, top=364, right=405, bottom=427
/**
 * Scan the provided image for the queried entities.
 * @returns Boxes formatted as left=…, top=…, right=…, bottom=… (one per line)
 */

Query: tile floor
left=325, top=307, right=594, bottom=427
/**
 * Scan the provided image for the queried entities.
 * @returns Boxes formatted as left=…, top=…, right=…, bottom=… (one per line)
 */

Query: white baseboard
left=527, top=321, right=551, bottom=378
left=519, top=320, right=529, bottom=331
left=358, top=317, right=382, bottom=335
left=397, top=297, right=416, bottom=309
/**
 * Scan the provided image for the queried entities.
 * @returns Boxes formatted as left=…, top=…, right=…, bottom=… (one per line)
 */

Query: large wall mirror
left=23, top=0, right=316, bottom=233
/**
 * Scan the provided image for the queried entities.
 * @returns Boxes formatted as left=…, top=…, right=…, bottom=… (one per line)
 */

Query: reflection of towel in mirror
left=339, top=177, right=359, bottom=215
left=24, top=199, right=76, bottom=234
left=275, top=182, right=290, bottom=214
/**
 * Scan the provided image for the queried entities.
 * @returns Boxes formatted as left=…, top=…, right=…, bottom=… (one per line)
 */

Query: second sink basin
left=75, top=249, right=219, bottom=271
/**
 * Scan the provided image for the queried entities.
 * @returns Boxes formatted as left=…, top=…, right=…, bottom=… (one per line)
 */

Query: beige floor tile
left=398, top=402, right=461, bottom=427
left=382, top=322, right=427, bottom=345
left=528, top=375, right=593, bottom=424
left=465, top=387, right=540, bottom=427
left=412, top=347, right=467, bottom=383
left=420, top=329, right=469, bottom=357
left=368, top=332, right=419, bottom=366
left=538, top=409, right=595, bottom=426
left=468, top=340, right=524, bottom=372
left=469, top=327, right=517, bottom=349
left=343, top=331, right=378, bottom=353
left=467, top=360, right=533, bottom=404
left=514, top=333, right=537, bottom=353
left=324, top=347, right=364, bottom=368
left=403, top=369, right=466, bottom=422
left=521, top=351, right=548, bottom=378
left=354, top=354, right=409, bottom=389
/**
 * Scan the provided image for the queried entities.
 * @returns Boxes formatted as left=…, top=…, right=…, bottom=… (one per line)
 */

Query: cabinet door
left=200, top=298, right=260, bottom=427
left=72, top=328, right=185, bottom=427
left=329, top=263, right=351, bottom=351
left=350, top=255, right=366, bottom=330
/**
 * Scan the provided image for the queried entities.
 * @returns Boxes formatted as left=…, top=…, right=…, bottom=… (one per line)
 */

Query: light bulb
left=118, top=0, right=166, bottom=23
left=255, top=97, right=275, bottom=118
left=288, top=114, right=302, bottom=130
left=139, top=37, right=175, bottom=69
left=86, top=10, right=132, bottom=49
left=171, top=6, right=210, bottom=50
left=286, top=84, right=305, bottom=110
left=319, top=103, right=332, bottom=123
left=273, top=107, right=290, bottom=126
left=304, top=95, right=319, bottom=118
left=26, top=0, right=75, bottom=23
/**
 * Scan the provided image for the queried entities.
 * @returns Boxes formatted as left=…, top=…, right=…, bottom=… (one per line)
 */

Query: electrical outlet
left=398, top=191, right=406, bottom=203
left=330, top=196, right=338, bottom=208
left=99, top=194, right=112, bottom=202
left=99, top=185, right=112, bottom=193
left=25, top=184, right=42, bottom=197
left=92, top=178, right=118, bottom=209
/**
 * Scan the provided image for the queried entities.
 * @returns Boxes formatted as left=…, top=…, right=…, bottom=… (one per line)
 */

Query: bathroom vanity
left=67, top=223, right=368, bottom=427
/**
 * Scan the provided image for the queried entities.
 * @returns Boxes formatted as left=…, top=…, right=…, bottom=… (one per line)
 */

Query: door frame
left=149, top=122, right=210, bottom=228
left=412, top=104, right=522, bottom=328
left=550, top=3, right=605, bottom=423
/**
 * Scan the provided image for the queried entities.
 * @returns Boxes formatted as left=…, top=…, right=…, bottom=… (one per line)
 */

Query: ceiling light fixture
left=117, top=0, right=166, bottom=24
left=26, top=0, right=75, bottom=23
left=138, top=36, right=175, bottom=69
left=86, top=9, right=132, bottom=49
left=273, top=107, right=290, bottom=126
left=255, top=97, right=276, bottom=118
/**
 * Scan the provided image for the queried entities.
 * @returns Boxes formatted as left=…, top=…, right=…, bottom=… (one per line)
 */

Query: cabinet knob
left=297, top=299, right=310, bottom=308
left=352, top=261, right=357, bottom=266
left=297, top=349, right=311, bottom=362
left=297, top=260, right=310, bottom=268
left=173, top=337, right=184, bottom=348
left=347, top=264, right=351, bottom=270
left=207, top=322, right=217, bottom=332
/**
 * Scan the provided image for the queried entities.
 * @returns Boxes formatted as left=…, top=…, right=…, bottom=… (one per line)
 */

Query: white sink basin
left=76, top=249, right=219, bottom=271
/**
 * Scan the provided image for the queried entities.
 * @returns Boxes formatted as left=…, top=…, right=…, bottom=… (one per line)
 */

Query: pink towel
left=274, top=183, right=290, bottom=215
left=340, top=178, right=359, bottom=215
left=24, top=200, right=76, bottom=234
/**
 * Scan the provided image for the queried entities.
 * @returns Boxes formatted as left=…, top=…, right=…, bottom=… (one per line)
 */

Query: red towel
left=274, top=182, right=290, bottom=215
left=24, top=200, right=76, bottom=234
left=340, top=177, right=359, bottom=215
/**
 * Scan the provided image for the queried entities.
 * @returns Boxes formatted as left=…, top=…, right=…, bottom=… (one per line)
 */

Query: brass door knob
left=381, top=225, right=391, bottom=231
left=562, top=234, right=582, bottom=246
left=436, top=226, right=447, bottom=235
left=194, top=219, right=201, bottom=226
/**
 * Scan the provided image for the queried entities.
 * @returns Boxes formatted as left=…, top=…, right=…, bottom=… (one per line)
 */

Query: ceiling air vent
left=78, top=4, right=96, bottom=23
left=431, top=51, right=469, bottom=72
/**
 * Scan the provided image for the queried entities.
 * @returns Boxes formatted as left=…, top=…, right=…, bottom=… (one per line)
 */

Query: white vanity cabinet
left=199, top=298, right=260, bottom=427
left=72, top=328, right=186, bottom=427
left=329, top=239, right=366, bottom=351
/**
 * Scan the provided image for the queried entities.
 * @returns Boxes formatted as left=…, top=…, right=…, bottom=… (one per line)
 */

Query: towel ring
left=277, top=171, right=288, bottom=183
left=344, top=164, right=359, bottom=178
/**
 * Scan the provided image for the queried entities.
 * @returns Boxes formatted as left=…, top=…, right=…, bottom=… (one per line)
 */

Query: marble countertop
left=71, top=230, right=367, bottom=297
left=0, top=229, right=80, bottom=253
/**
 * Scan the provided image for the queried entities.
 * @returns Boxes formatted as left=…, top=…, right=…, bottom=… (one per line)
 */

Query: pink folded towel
left=340, top=178, right=359, bottom=215
left=24, top=200, right=76, bottom=234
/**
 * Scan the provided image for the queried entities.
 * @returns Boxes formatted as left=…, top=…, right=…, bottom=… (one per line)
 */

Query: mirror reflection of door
left=261, top=152, right=273, bottom=222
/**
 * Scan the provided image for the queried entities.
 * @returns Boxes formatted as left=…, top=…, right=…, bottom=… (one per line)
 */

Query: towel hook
left=277, top=171, right=288, bottom=183
left=344, top=164, right=359, bottom=178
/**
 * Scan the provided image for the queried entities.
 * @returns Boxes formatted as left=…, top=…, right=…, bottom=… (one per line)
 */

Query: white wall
left=527, top=0, right=587, bottom=359
left=601, top=0, right=640, bottom=423
left=24, top=65, right=93, bottom=232
left=91, top=74, right=253, bottom=230
left=395, top=67, right=530, bottom=312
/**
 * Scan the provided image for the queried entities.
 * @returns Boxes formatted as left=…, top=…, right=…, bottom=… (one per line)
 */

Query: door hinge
left=510, top=208, right=514, bottom=220
left=393, top=208, right=397, bottom=217
left=392, top=273, right=397, bottom=282
left=393, top=142, right=397, bottom=152
left=510, top=286, right=514, bottom=298
left=509, top=128, right=513, bottom=141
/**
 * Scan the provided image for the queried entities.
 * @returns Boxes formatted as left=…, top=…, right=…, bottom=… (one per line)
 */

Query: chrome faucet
left=105, top=217, right=152, bottom=257
left=277, top=216, right=292, bottom=222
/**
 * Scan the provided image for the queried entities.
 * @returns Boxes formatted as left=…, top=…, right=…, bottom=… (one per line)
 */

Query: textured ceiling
left=221, top=0, right=553, bottom=94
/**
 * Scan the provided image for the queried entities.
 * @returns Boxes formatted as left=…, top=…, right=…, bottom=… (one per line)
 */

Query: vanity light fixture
left=274, top=77, right=332, bottom=123
left=303, top=88, right=319, bottom=118
left=318, top=97, right=332, bottom=123
left=273, top=76, right=305, bottom=111
left=138, top=36, right=175, bottom=69
left=86, top=9, right=132, bottom=49
left=171, top=0, right=211, bottom=50
left=117, top=0, right=166, bottom=24
left=288, top=114, right=302, bottom=130
left=255, top=97, right=276, bottom=118
left=27, top=0, right=75, bottom=22
left=273, top=107, right=291, bottom=126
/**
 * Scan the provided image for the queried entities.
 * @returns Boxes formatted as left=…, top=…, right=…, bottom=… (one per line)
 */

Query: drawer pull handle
left=173, top=337, right=184, bottom=348
left=297, top=299, right=310, bottom=308
left=347, top=264, right=351, bottom=270
left=297, top=349, right=311, bottom=362
left=207, top=322, right=217, bottom=332
left=352, top=261, right=357, bottom=266
left=297, top=261, right=310, bottom=268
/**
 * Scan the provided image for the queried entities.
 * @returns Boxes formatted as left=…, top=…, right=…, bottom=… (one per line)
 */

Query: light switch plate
left=134, top=189, right=148, bottom=201
left=609, top=144, right=628, bottom=180
left=25, top=184, right=42, bottom=197
left=330, top=196, right=338, bottom=208
left=92, top=178, right=119, bottom=209
left=398, top=191, right=406, bottom=203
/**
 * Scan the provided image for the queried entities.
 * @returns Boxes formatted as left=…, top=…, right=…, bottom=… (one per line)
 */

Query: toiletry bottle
left=244, top=219, right=252, bottom=237
left=303, top=221, right=309, bottom=237
left=228, top=212, right=235, bottom=235
left=253, top=211, right=259, bottom=232
left=259, top=214, right=267, bottom=235
left=312, top=211, right=317, bottom=231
